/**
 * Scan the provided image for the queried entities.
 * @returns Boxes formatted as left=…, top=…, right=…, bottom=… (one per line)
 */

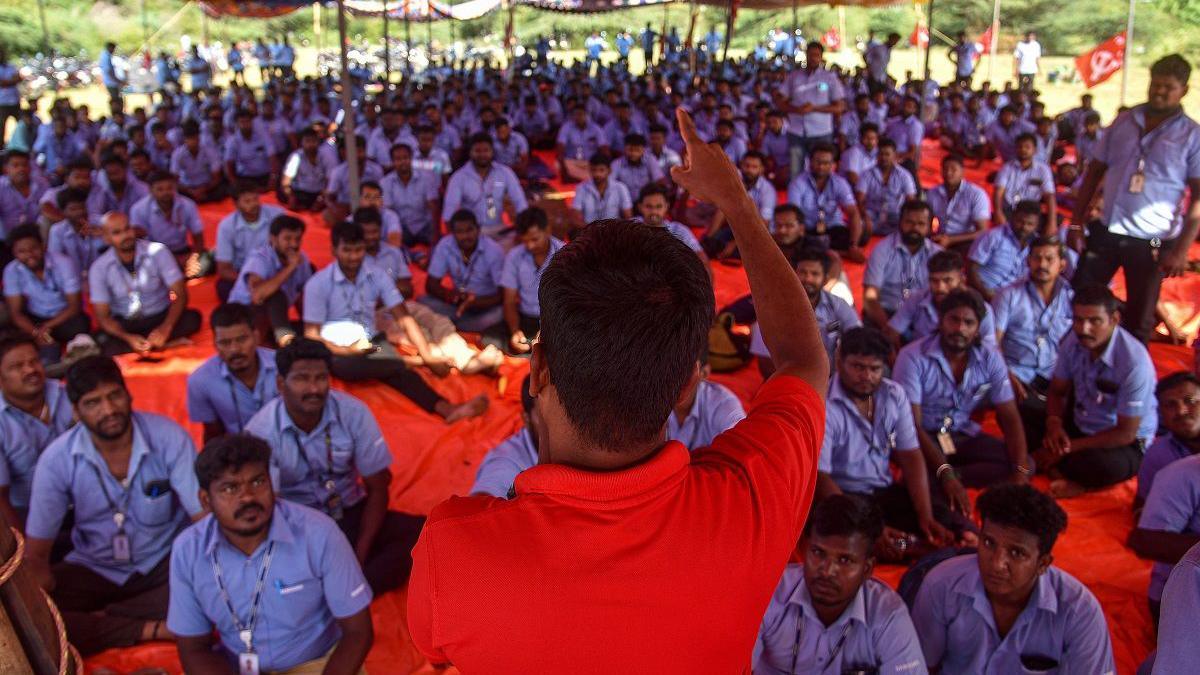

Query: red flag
left=975, top=25, right=995, bottom=57
left=1075, top=32, right=1126, bottom=89
left=909, top=23, right=929, bottom=48
left=822, top=27, right=841, bottom=51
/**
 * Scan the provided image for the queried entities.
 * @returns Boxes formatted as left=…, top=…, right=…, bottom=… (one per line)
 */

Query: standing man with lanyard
left=1069, top=54, right=1200, bottom=343
left=169, top=434, right=373, bottom=675
left=99, top=42, right=125, bottom=114
left=187, top=303, right=279, bottom=444
left=774, top=42, right=846, bottom=185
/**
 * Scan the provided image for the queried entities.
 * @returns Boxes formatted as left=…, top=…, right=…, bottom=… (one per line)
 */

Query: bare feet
left=1049, top=478, right=1086, bottom=499
left=440, top=394, right=489, bottom=423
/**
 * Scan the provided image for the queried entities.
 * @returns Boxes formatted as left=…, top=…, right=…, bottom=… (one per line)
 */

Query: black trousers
left=98, top=308, right=203, bottom=356
left=253, top=290, right=301, bottom=346
left=1025, top=409, right=1144, bottom=489
left=850, top=483, right=968, bottom=537
left=945, top=431, right=1014, bottom=488
left=53, top=556, right=169, bottom=656
left=216, top=277, right=234, bottom=303
left=331, top=338, right=443, bottom=414
left=482, top=312, right=540, bottom=354
left=27, top=311, right=91, bottom=359
left=1073, top=221, right=1166, bottom=342
left=337, top=500, right=426, bottom=594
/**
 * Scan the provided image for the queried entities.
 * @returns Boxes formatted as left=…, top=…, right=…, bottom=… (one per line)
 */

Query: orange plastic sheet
left=84, top=141, right=1198, bottom=674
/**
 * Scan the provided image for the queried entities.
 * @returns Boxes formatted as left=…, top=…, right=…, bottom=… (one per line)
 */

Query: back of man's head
left=538, top=219, right=713, bottom=451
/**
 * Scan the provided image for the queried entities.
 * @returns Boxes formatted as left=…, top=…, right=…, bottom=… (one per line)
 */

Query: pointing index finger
left=675, top=107, right=703, bottom=147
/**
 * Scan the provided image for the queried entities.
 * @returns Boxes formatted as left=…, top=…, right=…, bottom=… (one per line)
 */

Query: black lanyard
left=790, top=612, right=852, bottom=675
left=210, top=541, right=275, bottom=654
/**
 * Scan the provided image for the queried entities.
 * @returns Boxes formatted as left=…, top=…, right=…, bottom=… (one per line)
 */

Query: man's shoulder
left=186, top=354, right=224, bottom=387
left=896, top=334, right=935, bottom=366
left=245, top=396, right=283, bottom=432
left=134, top=411, right=191, bottom=444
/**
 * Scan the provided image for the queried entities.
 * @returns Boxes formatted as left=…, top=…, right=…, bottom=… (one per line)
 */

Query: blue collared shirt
left=787, top=173, right=858, bottom=231
left=442, top=163, right=528, bottom=237
left=884, top=115, right=925, bottom=155
left=303, top=259, right=402, bottom=337
left=492, top=132, right=530, bottom=169
left=928, top=181, right=991, bottom=236
left=0, top=176, right=49, bottom=234
left=1155, top=541, right=1200, bottom=673
left=0, top=381, right=74, bottom=510
left=26, top=412, right=203, bottom=584
left=912, top=555, right=1114, bottom=675
left=610, top=157, right=663, bottom=199
left=97, top=175, right=149, bottom=217
left=984, top=119, right=1036, bottom=162
left=890, top=288, right=998, bottom=350
left=751, top=290, right=861, bottom=365
left=130, top=194, right=204, bottom=253
left=968, top=224, right=1031, bottom=293
left=857, top=165, right=917, bottom=229
left=662, top=220, right=703, bottom=253
left=994, top=159, right=1054, bottom=210
left=1093, top=105, right=1200, bottom=240
left=48, top=220, right=106, bottom=279
left=325, top=161, right=384, bottom=205
left=573, top=179, right=632, bottom=223
left=839, top=144, right=877, bottom=182
left=1053, top=327, right=1158, bottom=440
left=381, top=170, right=438, bottom=235
left=244, top=391, right=392, bottom=512
left=666, top=380, right=746, bottom=450
left=427, top=234, right=505, bottom=298
left=366, top=243, right=412, bottom=284
left=893, top=334, right=1014, bottom=435
left=187, top=349, right=279, bottom=434
left=782, top=67, right=845, bottom=138
left=170, top=144, right=222, bottom=188
left=228, top=244, right=313, bottom=307
left=215, top=204, right=286, bottom=269
left=754, top=564, right=926, bottom=675
left=991, top=278, right=1074, bottom=383
left=556, top=121, right=606, bottom=160
left=864, top=233, right=944, bottom=313
left=499, top=237, right=564, bottom=317
left=168, top=501, right=372, bottom=671
left=2, top=252, right=80, bottom=318
left=470, top=428, right=539, bottom=499
left=744, top=175, right=777, bottom=225
left=88, top=239, right=182, bottom=318
left=283, top=150, right=336, bottom=194
left=1138, top=433, right=1198, bottom=503
left=818, top=376, right=920, bottom=493
left=1138, top=454, right=1200, bottom=602
left=36, top=132, right=85, bottom=174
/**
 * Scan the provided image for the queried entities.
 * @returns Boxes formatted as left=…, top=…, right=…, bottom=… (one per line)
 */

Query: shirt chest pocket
left=135, top=484, right=178, bottom=526
left=264, top=575, right=325, bottom=628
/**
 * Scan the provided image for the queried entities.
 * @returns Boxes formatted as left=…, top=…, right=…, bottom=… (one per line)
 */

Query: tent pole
left=406, top=1, right=414, bottom=78
left=384, top=2, right=392, bottom=87
left=923, top=0, right=934, bottom=83
left=337, top=0, right=360, bottom=211
left=36, top=0, right=50, bottom=55
left=987, top=0, right=1000, bottom=83
left=426, top=1, right=433, bottom=66
left=1120, top=0, right=1135, bottom=106
left=837, top=6, right=845, bottom=52
left=791, top=0, right=798, bottom=40
left=721, top=0, right=735, bottom=63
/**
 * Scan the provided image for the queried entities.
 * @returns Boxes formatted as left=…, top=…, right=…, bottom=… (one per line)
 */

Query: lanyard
left=210, top=541, right=275, bottom=654
left=337, top=273, right=369, bottom=328
left=281, top=401, right=346, bottom=497
left=88, top=460, right=135, bottom=532
left=225, top=375, right=255, bottom=434
left=790, top=614, right=853, bottom=675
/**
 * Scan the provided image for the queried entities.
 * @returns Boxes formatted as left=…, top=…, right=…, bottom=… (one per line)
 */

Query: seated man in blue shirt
left=23, top=356, right=205, bottom=655
left=888, top=249, right=997, bottom=350
left=187, top=303, right=279, bottom=444
left=496, top=207, right=563, bottom=356
left=968, top=199, right=1041, bottom=301
left=703, top=150, right=775, bottom=260
left=0, top=331, right=75, bottom=529
left=169, top=120, right=225, bottom=204
left=471, top=376, right=543, bottom=499
left=227, top=214, right=312, bottom=347
left=215, top=182, right=286, bottom=303
left=785, top=142, right=865, bottom=262
left=3, top=224, right=89, bottom=360
left=1152, top=540, right=1200, bottom=672
left=89, top=212, right=202, bottom=356
left=1135, top=372, right=1200, bottom=509
left=170, top=433, right=373, bottom=674
left=572, top=152, right=634, bottom=224
left=243, top=339, right=426, bottom=593
left=912, top=484, right=1114, bottom=674
left=855, top=138, right=918, bottom=237
left=1129, top=445, right=1200, bottom=623
left=893, top=289, right=1032, bottom=514
left=305, top=222, right=486, bottom=423
left=814, top=327, right=956, bottom=562
left=1034, top=285, right=1158, bottom=497
left=223, top=108, right=278, bottom=192
left=927, top=154, right=991, bottom=254
left=420, top=209, right=507, bottom=334
left=754, top=494, right=926, bottom=674
left=863, top=200, right=944, bottom=328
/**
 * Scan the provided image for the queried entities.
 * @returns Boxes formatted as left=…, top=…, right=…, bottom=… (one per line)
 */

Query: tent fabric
left=79, top=140, right=1195, bottom=674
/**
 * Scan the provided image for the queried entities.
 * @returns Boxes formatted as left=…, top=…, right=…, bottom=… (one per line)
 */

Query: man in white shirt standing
left=1013, top=32, right=1042, bottom=92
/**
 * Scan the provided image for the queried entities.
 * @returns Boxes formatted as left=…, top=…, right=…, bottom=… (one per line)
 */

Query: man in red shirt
left=407, top=108, right=829, bottom=673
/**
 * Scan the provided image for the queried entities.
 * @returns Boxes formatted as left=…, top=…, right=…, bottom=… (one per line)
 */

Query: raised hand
left=669, top=108, right=745, bottom=209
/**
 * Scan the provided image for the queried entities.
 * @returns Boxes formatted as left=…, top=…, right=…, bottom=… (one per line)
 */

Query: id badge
left=238, top=652, right=260, bottom=675
left=936, top=430, right=958, bottom=456
left=112, top=532, right=132, bottom=562
left=1128, top=172, right=1145, bottom=194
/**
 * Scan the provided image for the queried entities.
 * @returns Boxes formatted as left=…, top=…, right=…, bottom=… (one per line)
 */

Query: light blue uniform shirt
left=168, top=501, right=372, bottom=671
left=1093, top=105, right=1200, bottom=240
left=1138, top=455, right=1200, bottom=602
left=442, top=163, right=528, bottom=237
left=2, top=252, right=80, bottom=318
left=839, top=144, right=877, bottom=182
left=984, top=119, right=1036, bottom=162
left=215, top=204, right=286, bottom=269
left=573, top=179, right=632, bottom=223
left=470, top=428, right=539, bottom=499
left=662, top=220, right=704, bottom=253
left=750, top=290, right=861, bottom=365
left=99, top=49, right=120, bottom=87
left=744, top=175, right=777, bottom=225
left=499, top=237, right=564, bottom=317
left=0, top=381, right=74, bottom=510
left=325, top=161, right=384, bottom=205
left=0, top=176, right=49, bottom=234
left=818, top=376, right=920, bottom=493
left=492, top=132, right=530, bottom=169
left=35, top=132, right=86, bottom=175
left=787, top=172, right=858, bottom=231
left=228, top=244, right=313, bottom=307
left=666, top=380, right=746, bottom=450
left=97, top=175, right=149, bottom=217
left=857, top=165, right=917, bottom=232
left=782, top=67, right=845, bottom=138
left=170, top=144, right=222, bottom=189
left=754, top=564, right=926, bottom=675
left=186, top=349, right=279, bottom=434
left=1052, top=327, right=1158, bottom=441
left=991, top=278, right=1074, bottom=383
left=994, top=159, right=1054, bottom=211
left=303, top=259, right=402, bottom=337
left=884, top=115, right=925, bottom=155
left=283, top=150, right=336, bottom=194
left=864, top=233, right=944, bottom=314
left=913, top=554, right=1115, bottom=675
left=968, top=224, right=1031, bottom=293
left=26, top=412, right=203, bottom=583
left=88, top=240, right=182, bottom=319
left=244, top=391, right=392, bottom=512
left=1137, top=434, right=1198, bottom=503
left=427, top=234, right=505, bottom=297
left=610, top=157, right=663, bottom=199
left=893, top=333, right=1014, bottom=436
left=380, top=170, right=439, bottom=236
left=366, top=243, right=412, bottom=284
left=890, top=287, right=998, bottom=349
left=1154, top=541, right=1200, bottom=674
left=129, top=194, right=203, bottom=253
left=48, top=220, right=106, bottom=279
left=928, top=181, right=991, bottom=236
left=556, top=121, right=606, bottom=160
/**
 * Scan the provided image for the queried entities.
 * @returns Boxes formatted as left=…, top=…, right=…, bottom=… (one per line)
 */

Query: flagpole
left=923, top=0, right=935, bottom=83
left=987, top=0, right=1000, bottom=83
left=1120, top=0, right=1135, bottom=106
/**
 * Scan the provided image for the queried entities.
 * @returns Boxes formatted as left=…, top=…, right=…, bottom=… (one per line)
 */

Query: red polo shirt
left=408, top=374, right=824, bottom=673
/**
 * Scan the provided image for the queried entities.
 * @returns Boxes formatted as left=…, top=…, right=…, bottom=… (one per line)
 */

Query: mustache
left=235, top=503, right=266, bottom=519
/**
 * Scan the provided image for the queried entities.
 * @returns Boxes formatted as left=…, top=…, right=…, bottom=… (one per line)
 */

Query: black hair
left=210, top=302, right=256, bottom=331
left=804, top=494, right=884, bottom=548
left=928, top=250, right=964, bottom=275
left=330, top=220, right=365, bottom=248
left=269, top=214, right=305, bottom=237
left=1015, top=132, right=1037, bottom=147
left=65, top=355, right=127, bottom=404
left=624, top=133, right=647, bottom=148
left=65, top=158, right=94, bottom=175
left=774, top=203, right=803, bottom=223
left=589, top=151, right=613, bottom=167
left=1012, top=200, right=1042, bottom=219
left=900, top=199, right=932, bottom=221
left=275, top=337, right=332, bottom=377
left=838, top=326, right=891, bottom=363
left=0, top=330, right=38, bottom=364
left=448, top=208, right=479, bottom=229
left=100, top=153, right=125, bottom=168
left=232, top=180, right=260, bottom=199
left=1158, top=371, right=1200, bottom=397
left=7, top=223, right=42, bottom=248
left=538, top=219, right=713, bottom=450
left=716, top=119, right=734, bottom=130
left=520, top=374, right=535, bottom=416
left=1150, top=54, right=1191, bottom=85
left=147, top=170, right=175, bottom=186
left=466, top=132, right=493, bottom=149
left=195, top=433, right=273, bottom=491
left=977, top=483, right=1067, bottom=555
left=742, top=150, right=766, bottom=164
left=636, top=182, right=672, bottom=206
left=877, top=137, right=898, bottom=152
left=808, top=142, right=837, bottom=159
left=795, top=247, right=831, bottom=275
left=56, top=187, right=88, bottom=210
left=859, top=122, right=880, bottom=138
left=515, top=207, right=549, bottom=235
left=1028, top=235, right=1065, bottom=258
left=3, top=149, right=30, bottom=163
left=648, top=124, right=668, bottom=135
left=353, top=206, right=384, bottom=229
left=360, top=180, right=382, bottom=194
left=937, top=288, right=987, bottom=323
left=390, top=142, right=413, bottom=157
left=1084, top=111, right=1102, bottom=125
left=1072, top=284, right=1120, bottom=315
left=941, top=153, right=965, bottom=167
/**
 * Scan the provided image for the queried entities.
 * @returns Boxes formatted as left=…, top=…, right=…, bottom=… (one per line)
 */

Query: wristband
left=1014, top=461, right=1034, bottom=477
left=936, top=463, right=958, bottom=482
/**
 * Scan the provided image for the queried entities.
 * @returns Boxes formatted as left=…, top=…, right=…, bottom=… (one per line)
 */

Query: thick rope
left=0, top=526, right=83, bottom=675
